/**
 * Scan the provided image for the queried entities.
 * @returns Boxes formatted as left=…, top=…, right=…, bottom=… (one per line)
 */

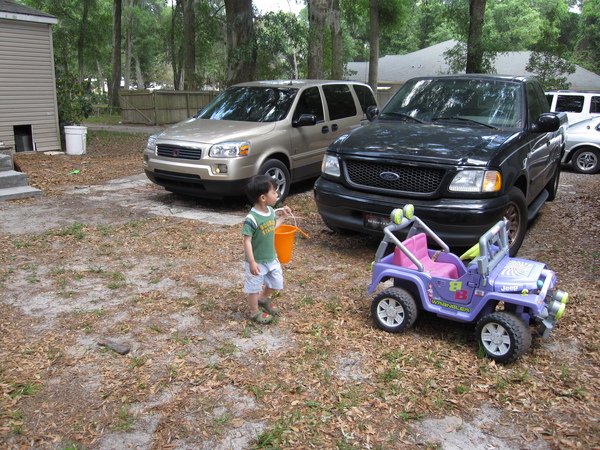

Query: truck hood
left=333, top=122, right=519, bottom=166
left=156, top=117, right=277, bottom=144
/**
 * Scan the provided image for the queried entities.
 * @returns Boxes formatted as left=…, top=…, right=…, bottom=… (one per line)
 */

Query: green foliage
left=55, top=73, right=93, bottom=127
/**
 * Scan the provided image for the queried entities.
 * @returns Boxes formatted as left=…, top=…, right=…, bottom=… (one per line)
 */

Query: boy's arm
left=275, top=206, right=292, bottom=229
left=243, top=235, right=260, bottom=275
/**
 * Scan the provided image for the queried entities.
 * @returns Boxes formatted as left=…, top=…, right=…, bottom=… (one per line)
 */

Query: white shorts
left=244, top=260, right=284, bottom=294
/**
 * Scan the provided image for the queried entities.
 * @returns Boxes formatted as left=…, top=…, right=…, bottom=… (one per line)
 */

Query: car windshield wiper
left=380, top=112, right=424, bottom=123
left=431, top=116, right=497, bottom=129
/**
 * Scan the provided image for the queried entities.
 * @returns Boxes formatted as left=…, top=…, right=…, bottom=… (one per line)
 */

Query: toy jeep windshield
left=368, top=205, right=568, bottom=364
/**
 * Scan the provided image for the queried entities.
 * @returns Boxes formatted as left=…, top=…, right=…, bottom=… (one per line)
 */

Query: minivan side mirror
left=292, top=114, right=317, bottom=128
left=533, top=113, right=560, bottom=133
left=366, top=105, right=379, bottom=122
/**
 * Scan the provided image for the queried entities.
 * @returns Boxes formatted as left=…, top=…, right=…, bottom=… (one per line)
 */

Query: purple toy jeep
left=368, top=205, right=568, bottom=363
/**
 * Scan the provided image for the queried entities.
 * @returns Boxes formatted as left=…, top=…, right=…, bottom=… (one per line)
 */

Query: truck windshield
left=198, top=87, right=297, bottom=122
left=380, top=78, right=523, bottom=129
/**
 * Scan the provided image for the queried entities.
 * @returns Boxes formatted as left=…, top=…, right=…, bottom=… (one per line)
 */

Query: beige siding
left=0, top=18, right=60, bottom=152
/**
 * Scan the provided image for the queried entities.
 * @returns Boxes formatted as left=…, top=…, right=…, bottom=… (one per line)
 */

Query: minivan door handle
left=321, top=126, right=329, bottom=134
left=332, top=124, right=338, bottom=132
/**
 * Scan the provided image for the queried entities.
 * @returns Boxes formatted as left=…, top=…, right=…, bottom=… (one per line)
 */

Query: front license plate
left=364, top=213, right=391, bottom=231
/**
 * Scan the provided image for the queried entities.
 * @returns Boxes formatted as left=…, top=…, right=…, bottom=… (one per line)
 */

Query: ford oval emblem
left=380, top=171, right=400, bottom=181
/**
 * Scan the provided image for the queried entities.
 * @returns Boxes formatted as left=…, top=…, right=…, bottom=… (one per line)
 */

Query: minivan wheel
left=504, top=187, right=527, bottom=257
left=260, top=160, right=290, bottom=202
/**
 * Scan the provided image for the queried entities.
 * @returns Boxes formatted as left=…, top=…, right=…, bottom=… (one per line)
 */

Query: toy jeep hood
left=488, top=258, right=548, bottom=293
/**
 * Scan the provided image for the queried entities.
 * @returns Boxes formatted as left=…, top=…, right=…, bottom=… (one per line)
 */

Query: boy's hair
left=245, top=175, right=276, bottom=204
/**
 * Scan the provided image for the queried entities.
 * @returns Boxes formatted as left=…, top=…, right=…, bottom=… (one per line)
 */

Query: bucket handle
left=275, top=208, right=309, bottom=238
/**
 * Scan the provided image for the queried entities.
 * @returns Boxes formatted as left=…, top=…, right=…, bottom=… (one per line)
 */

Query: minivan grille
left=157, top=144, right=202, bottom=160
left=345, top=160, right=445, bottom=194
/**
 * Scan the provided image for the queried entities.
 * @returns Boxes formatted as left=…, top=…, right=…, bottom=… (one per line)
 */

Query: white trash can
left=64, top=125, right=87, bottom=155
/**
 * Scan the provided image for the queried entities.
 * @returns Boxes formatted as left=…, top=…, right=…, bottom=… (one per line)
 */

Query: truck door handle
left=332, top=124, right=338, bottom=132
left=322, top=126, right=329, bottom=134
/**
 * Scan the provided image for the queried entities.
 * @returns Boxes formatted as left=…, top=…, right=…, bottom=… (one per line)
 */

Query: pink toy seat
left=392, top=233, right=459, bottom=279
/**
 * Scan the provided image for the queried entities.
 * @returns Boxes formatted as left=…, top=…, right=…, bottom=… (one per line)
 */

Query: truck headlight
left=449, top=170, right=501, bottom=193
left=145, top=135, right=158, bottom=153
left=322, top=154, right=341, bottom=177
left=209, top=141, right=250, bottom=158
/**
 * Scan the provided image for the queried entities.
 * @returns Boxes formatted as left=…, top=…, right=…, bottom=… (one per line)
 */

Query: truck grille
left=345, top=160, right=445, bottom=194
left=157, top=144, right=202, bottom=160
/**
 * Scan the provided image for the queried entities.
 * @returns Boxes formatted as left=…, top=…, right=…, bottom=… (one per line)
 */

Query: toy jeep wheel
left=371, top=287, right=418, bottom=333
left=476, top=312, right=532, bottom=364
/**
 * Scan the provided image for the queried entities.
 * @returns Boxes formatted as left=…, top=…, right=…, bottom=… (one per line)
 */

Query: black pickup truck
left=314, top=75, right=567, bottom=256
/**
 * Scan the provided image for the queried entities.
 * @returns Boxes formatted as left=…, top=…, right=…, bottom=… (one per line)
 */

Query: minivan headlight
left=322, top=154, right=341, bottom=177
left=209, top=141, right=250, bottom=158
left=145, top=135, right=158, bottom=153
left=449, top=170, right=501, bottom=192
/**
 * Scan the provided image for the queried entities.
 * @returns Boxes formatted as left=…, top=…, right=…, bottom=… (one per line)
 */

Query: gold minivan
left=143, top=80, right=377, bottom=201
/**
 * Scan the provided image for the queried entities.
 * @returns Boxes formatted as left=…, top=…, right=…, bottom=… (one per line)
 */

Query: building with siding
left=0, top=0, right=59, bottom=152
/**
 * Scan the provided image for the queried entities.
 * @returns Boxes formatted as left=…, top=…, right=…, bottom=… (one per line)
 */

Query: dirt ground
left=1, top=130, right=599, bottom=449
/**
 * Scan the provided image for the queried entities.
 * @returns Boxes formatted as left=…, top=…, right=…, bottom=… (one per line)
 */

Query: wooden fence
left=119, top=90, right=219, bottom=125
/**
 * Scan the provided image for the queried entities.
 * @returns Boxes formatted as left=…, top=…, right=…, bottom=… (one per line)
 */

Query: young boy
left=242, top=175, right=292, bottom=323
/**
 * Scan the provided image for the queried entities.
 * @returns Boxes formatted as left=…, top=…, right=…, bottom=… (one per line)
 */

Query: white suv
left=143, top=80, right=377, bottom=201
left=546, top=90, right=600, bottom=125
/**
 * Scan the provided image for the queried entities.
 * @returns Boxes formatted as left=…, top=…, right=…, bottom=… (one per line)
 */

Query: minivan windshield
left=198, top=86, right=298, bottom=122
left=380, top=78, right=523, bottom=129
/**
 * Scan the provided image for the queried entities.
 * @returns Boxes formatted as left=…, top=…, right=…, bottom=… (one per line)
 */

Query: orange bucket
left=275, top=224, right=309, bottom=263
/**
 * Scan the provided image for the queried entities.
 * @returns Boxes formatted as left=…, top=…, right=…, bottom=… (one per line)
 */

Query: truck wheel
left=371, top=287, right=418, bottom=333
left=504, top=187, right=527, bottom=257
left=475, top=312, right=532, bottom=364
left=572, top=147, right=600, bottom=174
left=545, top=164, right=560, bottom=201
left=260, top=160, right=290, bottom=201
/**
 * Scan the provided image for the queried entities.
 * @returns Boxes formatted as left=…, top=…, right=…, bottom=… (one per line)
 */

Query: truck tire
left=260, top=160, right=290, bottom=202
left=371, top=287, right=418, bottom=333
left=571, top=146, right=600, bottom=174
left=475, top=311, right=532, bottom=364
left=545, top=164, right=561, bottom=201
left=504, top=187, right=527, bottom=257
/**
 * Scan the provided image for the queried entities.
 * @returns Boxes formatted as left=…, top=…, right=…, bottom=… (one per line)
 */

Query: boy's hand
left=249, top=261, right=260, bottom=276
left=281, top=206, right=292, bottom=217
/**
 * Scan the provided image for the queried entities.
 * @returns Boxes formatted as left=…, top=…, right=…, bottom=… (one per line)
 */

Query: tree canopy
left=18, top=0, right=599, bottom=99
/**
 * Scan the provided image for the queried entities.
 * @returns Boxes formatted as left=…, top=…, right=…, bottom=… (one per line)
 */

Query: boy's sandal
left=258, top=300, right=279, bottom=315
left=251, top=311, right=273, bottom=324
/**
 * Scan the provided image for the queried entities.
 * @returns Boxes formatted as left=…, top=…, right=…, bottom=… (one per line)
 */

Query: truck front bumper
left=314, top=177, right=509, bottom=248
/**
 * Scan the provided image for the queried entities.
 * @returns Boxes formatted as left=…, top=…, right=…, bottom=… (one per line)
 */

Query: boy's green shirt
left=242, top=206, right=277, bottom=263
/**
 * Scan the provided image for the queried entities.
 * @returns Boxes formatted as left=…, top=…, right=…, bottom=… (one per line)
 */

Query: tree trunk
left=183, top=0, right=197, bottom=90
left=171, top=0, right=184, bottom=90
left=466, top=0, right=486, bottom=73
left=108, top=0, right=122, bottom=108
left=308, top=0, right=327, bottom=79
left=135, top=56, right=144, bottom=90
left=368, top=0, right=379, bottom=92
left=330, top=0, right=343, bottom=79
left=124, top=0, right=133, bottom=90
left=224, top=0, right=256, bottom=86
left=77, top=0, right=90, bottom=84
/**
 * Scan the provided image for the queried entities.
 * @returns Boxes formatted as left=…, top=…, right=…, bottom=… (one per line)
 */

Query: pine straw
left=2, top=140, right=599, bottom=448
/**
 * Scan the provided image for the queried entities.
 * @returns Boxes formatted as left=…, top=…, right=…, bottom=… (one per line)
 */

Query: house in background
left=0, top=0, right=59, bottom=153
left=348, top=40, right=600, bottom=105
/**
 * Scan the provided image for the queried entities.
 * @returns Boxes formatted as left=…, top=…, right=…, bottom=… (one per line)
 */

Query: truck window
left=293, top=87, right=325, bottom=123
left=353, top=84, right=377, bottom=113
left=591, top=96, right=600, bottom=114
left=556, top=94, right=584, bottom=113
left=323, top=84, right=357, bottom=120
left=527, top=83, right=544, bottom=126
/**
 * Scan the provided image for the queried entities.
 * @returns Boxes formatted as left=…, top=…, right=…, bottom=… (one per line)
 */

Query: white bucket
left=64, top=125, right=87, bottom=155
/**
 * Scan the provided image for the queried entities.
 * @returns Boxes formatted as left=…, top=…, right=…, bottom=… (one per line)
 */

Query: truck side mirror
left=366, top=105, right=379, bottom=122
left=533, top=113, right=560, bottom=133
left=292, top=114, right=317, bottom=128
